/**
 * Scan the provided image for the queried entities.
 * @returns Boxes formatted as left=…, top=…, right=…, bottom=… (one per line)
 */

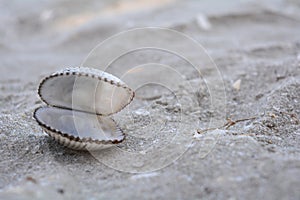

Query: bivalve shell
left=34, top=67, right=134, bottom=150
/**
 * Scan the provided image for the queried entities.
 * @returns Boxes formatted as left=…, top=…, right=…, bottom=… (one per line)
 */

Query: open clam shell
left=34, top=67, right=134, bottom=150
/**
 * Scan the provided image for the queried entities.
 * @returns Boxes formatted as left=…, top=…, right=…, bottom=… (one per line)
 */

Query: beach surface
left=0, top=0, right=300, bottom=199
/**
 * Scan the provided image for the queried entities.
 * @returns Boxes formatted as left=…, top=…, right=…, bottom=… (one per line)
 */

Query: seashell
left=34, top=67, right=135, bottom=150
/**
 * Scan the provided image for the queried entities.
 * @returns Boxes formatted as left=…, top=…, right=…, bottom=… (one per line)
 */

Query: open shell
left=34, top=67, right=134, bottom=150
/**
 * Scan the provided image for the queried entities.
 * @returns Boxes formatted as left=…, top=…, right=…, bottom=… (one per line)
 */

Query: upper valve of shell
left=38, top=67, right=135, bottom=115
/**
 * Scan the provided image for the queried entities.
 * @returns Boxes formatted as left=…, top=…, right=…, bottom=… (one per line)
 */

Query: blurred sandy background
left=0, top=0, right=300, bottom=199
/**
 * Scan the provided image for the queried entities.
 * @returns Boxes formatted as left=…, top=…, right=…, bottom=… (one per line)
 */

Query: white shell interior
left=39, top=68, right=133, bottom=115
left=35, top=106, right=124, bottom=141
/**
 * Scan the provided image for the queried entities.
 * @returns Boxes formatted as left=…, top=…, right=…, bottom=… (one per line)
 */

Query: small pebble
left=232, top=79, right=241, bottom=91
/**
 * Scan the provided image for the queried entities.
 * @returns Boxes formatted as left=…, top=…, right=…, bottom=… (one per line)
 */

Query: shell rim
left=33, top=106, right=126, bottom=145
left=38, top=67, right=135, bottom=116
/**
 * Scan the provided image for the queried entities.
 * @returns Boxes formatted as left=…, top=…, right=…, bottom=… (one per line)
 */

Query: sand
left=0, top=0, right=300, bottom=199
